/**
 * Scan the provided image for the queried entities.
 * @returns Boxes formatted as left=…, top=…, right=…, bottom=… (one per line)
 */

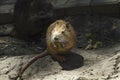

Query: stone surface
left=91, top=0, right=120, bottom=5
left=50, top=0, right=91, bottom=8
left=0, top=16, right=120, bottom=80
left=0, top=36, right=120, bottom=80
left=0, top=0, right=120, bottom=24
left=0, top=1, right=120, bottom=79
left=0, top=0, right=16, bottom=24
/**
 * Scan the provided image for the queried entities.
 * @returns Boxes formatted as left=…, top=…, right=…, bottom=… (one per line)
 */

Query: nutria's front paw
left=52, top=55, right=67, bottom=62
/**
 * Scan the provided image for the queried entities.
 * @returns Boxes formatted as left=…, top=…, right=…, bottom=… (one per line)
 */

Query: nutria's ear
left=56, top=21, right=59, bottom=24
left=66, top=22, right=70, bottom=28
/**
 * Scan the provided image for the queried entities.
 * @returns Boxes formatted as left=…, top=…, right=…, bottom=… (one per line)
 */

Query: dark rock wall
left=0, top=0, right=120, bottom=46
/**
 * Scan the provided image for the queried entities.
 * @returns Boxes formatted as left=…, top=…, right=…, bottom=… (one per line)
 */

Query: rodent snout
left=54, top=37, right=59, bottom=41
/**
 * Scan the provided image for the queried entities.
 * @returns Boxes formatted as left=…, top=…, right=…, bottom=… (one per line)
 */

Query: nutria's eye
left=66, top=22, right=70, bottom=28
left=56, top=21, right=59, bottom=24
left=62, top=31, right=64, bottom=34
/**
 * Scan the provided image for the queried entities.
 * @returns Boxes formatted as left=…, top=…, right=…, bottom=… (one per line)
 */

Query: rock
left=0, top=0, right=16, bottom=24
left=79, top=51, right=120, bottom=80
left=50, top=0, right=91, bottom=8
left=90, top=0, right=120, bottom=18
left=13, top=0, right=54, bottom=39
left=0, top=24, right=14, bottom=36
left=0, top=0, right=120, bottom=25
left=52, top=0, right=120, bottom=18
left=0, top=36, right=120, bottom=80
left=91, top=0, right=120, bottom=5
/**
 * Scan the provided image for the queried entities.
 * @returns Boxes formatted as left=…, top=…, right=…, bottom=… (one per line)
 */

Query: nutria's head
left=47, top=20, right=76, bottom=53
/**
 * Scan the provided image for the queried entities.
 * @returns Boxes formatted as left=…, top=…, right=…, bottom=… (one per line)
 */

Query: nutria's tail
left=14, top=50, right=48, bottom=80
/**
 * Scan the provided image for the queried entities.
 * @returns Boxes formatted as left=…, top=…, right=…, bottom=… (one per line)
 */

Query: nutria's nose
left=54, top=37, right=59, bottom=40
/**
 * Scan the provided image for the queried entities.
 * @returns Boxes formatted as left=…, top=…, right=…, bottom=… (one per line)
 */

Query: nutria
left=14, top=20, right=76, bottom=80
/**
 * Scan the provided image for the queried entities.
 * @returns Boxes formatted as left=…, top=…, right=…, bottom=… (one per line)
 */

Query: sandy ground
left=0, top=37, right=120, bottom=80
